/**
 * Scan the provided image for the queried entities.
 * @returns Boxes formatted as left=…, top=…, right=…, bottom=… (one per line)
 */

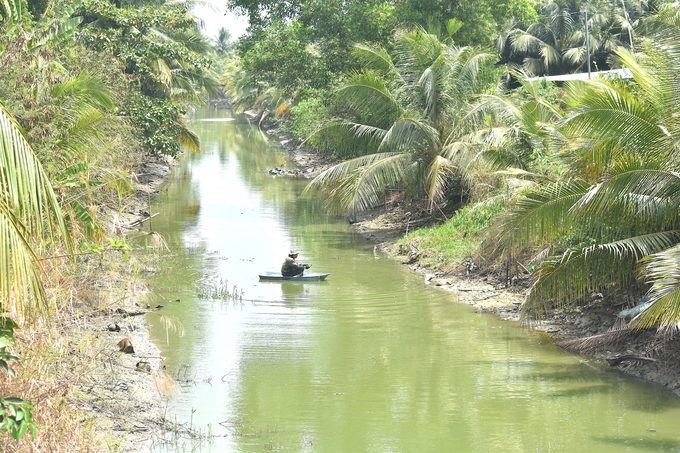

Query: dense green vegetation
left=400, top=200, right=506, bottom=266
left=303, top=26, right=490, bottom=215
left=1, top=0, right=222, bottom=447
left=496, top=0, right=645, bottom=79
left=2, top=0, right=680, bottom=444
left=221, top=0, right=680, bottom=332
left=1, top=0, right=218, bottom=312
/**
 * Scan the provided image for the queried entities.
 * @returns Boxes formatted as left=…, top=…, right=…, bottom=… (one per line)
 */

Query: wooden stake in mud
left=148, top=193, right=153, bottom=232
left=505, top=256, right=510, bottom=288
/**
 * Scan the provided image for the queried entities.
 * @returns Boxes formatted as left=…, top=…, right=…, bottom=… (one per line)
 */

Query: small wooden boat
left=258, top=271, right=330, bottom=282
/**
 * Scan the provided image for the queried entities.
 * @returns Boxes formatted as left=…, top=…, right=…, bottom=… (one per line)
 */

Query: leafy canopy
left=304, top=28, right=489, bottom=215
left=486, top=7, right=680, bottom=330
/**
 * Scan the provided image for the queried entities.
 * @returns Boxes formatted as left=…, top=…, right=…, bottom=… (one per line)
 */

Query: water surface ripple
left=145, top=108, right=680, bottom=452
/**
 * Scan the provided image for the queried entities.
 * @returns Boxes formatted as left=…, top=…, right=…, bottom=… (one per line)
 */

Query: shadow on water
left=621, top=393, right=680, bottom=413
left=592, top=436, right=680, bottom=452
left=510, top=370, right=608, bottom=383
left=542, top=384, right=612, bottom=399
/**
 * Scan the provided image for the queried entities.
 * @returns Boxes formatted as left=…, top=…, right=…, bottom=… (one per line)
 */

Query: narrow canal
left=144, top=107, right=680, bottom=452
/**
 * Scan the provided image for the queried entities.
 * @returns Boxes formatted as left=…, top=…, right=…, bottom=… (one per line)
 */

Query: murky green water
left=144, top=107, right=680, bottom=452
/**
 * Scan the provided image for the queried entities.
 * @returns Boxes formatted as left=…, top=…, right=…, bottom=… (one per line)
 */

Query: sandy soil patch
left=73, top=308, right=171, bottom=452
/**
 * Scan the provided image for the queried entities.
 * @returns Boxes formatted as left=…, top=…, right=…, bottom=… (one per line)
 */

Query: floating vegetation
left=194, top=277, right=244, bottom=302
left=185, top=245, right=208, bottom=256
left=171, top=365, right=213, bottom=385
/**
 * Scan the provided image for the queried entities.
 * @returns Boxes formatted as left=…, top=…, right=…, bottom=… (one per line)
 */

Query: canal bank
left=81, top=107, right=676, bottom=452
left=78, top=154, right=180, bottom=452
left=257, top=115, right=680, bottom=397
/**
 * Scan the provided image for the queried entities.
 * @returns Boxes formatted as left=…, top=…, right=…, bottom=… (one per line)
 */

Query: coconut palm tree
left=507, top=0, right=583, bottom=75
left=486, top=5, right=680, bottom=330
left=463, top=73, right=565, bottom=177
left=0, top=102, right=71, bottom=319
left=215, top=27, right=232, bottom=55
left=303, top=28, right=488, bottom=215
left=496, top=0, right=640, bottom=77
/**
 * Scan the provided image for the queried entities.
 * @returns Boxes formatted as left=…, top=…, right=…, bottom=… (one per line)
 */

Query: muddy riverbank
left=76, top=154, right=180, bottom=452
left=258, top=117, right=680, bottom=396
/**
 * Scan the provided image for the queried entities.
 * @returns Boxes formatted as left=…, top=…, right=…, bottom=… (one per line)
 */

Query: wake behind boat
left=259, top=271, right=330, bottom=282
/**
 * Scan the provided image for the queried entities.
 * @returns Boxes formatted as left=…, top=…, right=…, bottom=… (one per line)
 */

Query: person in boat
left=281, top=250, right=310, bottom=277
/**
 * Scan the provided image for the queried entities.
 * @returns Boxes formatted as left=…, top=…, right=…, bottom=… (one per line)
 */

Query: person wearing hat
left=281, top=250, right=310, bottom=277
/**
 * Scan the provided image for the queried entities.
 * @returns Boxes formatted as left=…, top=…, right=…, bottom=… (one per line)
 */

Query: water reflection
left=593, top=436, right=680, bottom=451
left=144, top=107, right=680, bottom=453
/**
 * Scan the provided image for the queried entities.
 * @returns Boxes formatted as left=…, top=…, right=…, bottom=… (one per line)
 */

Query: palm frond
left=447, top=48, right=488, bottom=102
left=486, top=178, right=591, bottom=253
left=522, top=56, right=546, bottom=75
left=571, top=162, right=680, bottom=227
left=419, top=67, right=438, bottom=123
left=476, top=147, right=529, bottom=171
left=152, top=58, right=173, bottom=91
left=335, top=71, right=403, bottom=127
left=379, top=115, right=438, bottom=155
left=0, top=103, right=71, bottom=317
left=424, top=155, right=456, bottom=211
left=0, top=199, right=44, bottom=318
left=397, top=28, right=444, bottom=70
left=166, top=29, right=212, bottom=54
left=0, top=103, right=70, bottom=243
left=51, top=72, right=114, bottom=110
left=56, top=106, right=110, bottom=161
left=526, top=231, right=680, bottom=317
left=304, top=120, right=384, bottom=152
left=494, top=168, right=554, bottom=183
left=512, top=30, right=545, bottom=55
left=539, top=43, right=562, bottom=71
left=636, top=244, right=680, bottom=330
left=352, top=43, right=398, bottom=77
left=562, top=80, right=669, bottom=158
left=561, top=46, right=584, bottom=68
left=303, top=152, right=404, bottom=196
left=592, top=231, right=680, bottom=261
left=337, top=153, right=414, bottom=213
left=28, top=16, right=83, bottom=51
left=525, top=247, right=636, bottom=317
left=176, top=117, right=201, bottom=153
left=555, top=328, right=633, bottom=352
left=616, top=49, right=679, bottom=125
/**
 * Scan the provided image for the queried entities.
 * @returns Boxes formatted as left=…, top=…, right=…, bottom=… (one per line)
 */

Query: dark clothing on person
left=281, top=257, right=306, bottom=276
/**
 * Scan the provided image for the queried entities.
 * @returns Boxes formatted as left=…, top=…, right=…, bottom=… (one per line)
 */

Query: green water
left=144, top=107, right=680, bottom=452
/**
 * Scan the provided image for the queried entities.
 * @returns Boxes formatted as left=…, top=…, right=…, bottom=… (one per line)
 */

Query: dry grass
left=0, top=248, right=150, bottom=451
left=0, top=323, right=102, bottom=451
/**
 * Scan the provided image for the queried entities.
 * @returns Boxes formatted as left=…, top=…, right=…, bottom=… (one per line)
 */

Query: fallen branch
left=555, top=328, right=633, bottom=352
left=128, top=212, right=160, bottom=227
left=605, top=355, right=657, bottom=366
